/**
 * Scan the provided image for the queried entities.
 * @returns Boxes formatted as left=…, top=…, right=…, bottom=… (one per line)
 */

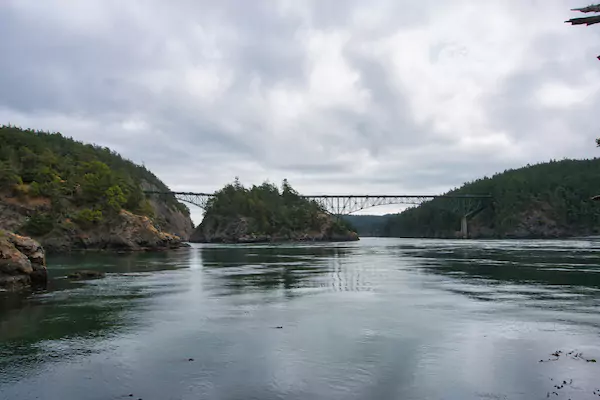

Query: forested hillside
left=0, top=125, right=193, bottom=250
left=190, top=179, right=358, bottom=243
left=341, top=215, right=390, bottom=236
left=383, top=158, right=600, bottom=238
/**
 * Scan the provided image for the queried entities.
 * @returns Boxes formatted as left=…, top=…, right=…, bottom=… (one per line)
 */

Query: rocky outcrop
left=0, top=231, right=47, bottom=291
left=141, top=181, right=194, bottom=240
left=0, top=193, right=50, bottom=233
left=190, top=214, right=359, bottom=243
left=467, top=206, right=569, bottom=239
left=0, top=191, right=191, bottom=253
left=41, top=210, right=188, bottom=253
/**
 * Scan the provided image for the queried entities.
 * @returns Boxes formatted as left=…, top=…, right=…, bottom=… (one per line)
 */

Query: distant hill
left=190, top=179, right=358, bottom=243
left=383, top=158, right=600, bottom=239
left=341, top=215, right=390, bottom=237
left=0, top=125, right=193, bottom=251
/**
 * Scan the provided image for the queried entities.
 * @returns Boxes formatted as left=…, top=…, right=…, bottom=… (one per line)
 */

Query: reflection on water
left=391, top=240, right=600, bottom=327
left=1, top=239, right=600, bottom=400
left=0, top=249, right=194, bottom=374
left=403, top=240, right=600, bottom=288
left=200, top=243, right=372, bottom=295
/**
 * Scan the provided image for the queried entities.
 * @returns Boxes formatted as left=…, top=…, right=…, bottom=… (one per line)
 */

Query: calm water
left=1, top=238, right=600, bottom=400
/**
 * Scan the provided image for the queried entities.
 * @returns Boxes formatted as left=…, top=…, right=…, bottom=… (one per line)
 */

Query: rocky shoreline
left=190, top=215, right=359, bottom=244
left=193, top=232, right=359, bottom=244
left=1, top=191, right=191, bottom=254
left=0, top=231, right=47, bottom=291
left=39, top=210, right=189, bottom=253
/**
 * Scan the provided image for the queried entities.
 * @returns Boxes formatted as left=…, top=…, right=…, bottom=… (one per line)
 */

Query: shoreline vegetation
left=4, top=124, right=600, bottom=256
left=0, top=125, right=193, bottom=253
left=349, top=158, right=600, bottom=239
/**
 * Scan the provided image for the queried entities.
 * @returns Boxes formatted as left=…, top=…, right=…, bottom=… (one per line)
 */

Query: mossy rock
left=66, top=270, right=106, bottom=280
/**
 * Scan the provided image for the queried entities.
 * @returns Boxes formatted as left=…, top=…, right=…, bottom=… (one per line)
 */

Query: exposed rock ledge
left=190, top=215, right=359, bottom=243
left=0, top=231, right=47, bottom=291
left=41, top=210, right=189, bottom=253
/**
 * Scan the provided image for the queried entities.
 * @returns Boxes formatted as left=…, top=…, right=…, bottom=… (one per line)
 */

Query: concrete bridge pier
left=461, top=215, right=468, bottom=239
left=459, top=201, right=488, bottom=239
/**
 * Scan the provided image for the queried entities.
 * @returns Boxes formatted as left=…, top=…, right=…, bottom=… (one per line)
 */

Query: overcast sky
left=2, top=1, right=600, bottom=224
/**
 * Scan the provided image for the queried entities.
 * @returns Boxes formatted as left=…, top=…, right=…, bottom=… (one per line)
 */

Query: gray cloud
left=1, top=0, right=600, bottom=224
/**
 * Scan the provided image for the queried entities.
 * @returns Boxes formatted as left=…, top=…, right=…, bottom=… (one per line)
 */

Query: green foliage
left=78, top=161, right=115, bottom=202
left=22, top=212, right=55, bottom=236
left=104, top=185, right=127, bottom=213
left=11, top=183, right=30, bottom=199
left=0, top=125, right=187, bottom=232
left=383, top=158, right=600, bottom=238
left=138, top=200, right=156, bottom=219
left=205, top=179, right=353, bottom=235
left=341, top=215, right=389, bottom=236
left=73, top=208, right=104, bottom=228
left=0, top=161, right=22, bottom=187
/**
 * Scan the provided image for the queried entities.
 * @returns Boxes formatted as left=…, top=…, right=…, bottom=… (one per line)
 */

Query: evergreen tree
left=383, top=158, right=600, bottom=238
left=0, top=125, right=189, bottom=236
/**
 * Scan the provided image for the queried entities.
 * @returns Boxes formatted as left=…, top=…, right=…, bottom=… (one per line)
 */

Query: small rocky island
left=190, top=179, right=359, bottom=243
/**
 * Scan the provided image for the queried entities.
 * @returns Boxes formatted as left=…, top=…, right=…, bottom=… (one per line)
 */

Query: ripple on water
left=1, top=239, right=600, bottom=400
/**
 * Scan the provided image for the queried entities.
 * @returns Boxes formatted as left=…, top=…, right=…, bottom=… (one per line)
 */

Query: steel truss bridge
left=145, top=192, right=492, bottom=238
left=144, top=191, right=492, bottom=216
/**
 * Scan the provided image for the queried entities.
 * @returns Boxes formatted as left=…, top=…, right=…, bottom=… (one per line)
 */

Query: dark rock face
left=0, top=231, right=47, bottom=291
left=190, top=214, right=359, bottom=244
left=67, top=270, right=106, bottom=280
left=41, top=210, right=188, bottom=253
left=468, top=207, right=569, bottom=239
left=141, top=181, right=194, bottom=240
left=0, top=188, right=192, bottom=253
left=0, top=194, right=49, bottom=233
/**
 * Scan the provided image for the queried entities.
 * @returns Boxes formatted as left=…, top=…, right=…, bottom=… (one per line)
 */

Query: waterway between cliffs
left=1, top=238, right=600, bottom=399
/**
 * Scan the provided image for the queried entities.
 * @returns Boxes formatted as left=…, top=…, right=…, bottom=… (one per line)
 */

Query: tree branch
left=572, top=4, right=600, bottom=13
left=565, top=15, right=600, bottom=25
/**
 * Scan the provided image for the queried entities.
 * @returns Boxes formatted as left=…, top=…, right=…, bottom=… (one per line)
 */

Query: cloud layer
left=2, top=0, right=600, bottom=222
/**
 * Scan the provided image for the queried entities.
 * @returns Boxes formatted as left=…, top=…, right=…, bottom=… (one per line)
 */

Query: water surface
left=1, top=238, right=600, bottom=400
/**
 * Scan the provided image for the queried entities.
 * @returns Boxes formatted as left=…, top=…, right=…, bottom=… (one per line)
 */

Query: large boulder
left=0, top=231, right=47, bottom=291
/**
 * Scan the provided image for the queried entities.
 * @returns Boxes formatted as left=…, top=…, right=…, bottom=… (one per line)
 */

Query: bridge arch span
left=144, top=191, right=491, bottom=216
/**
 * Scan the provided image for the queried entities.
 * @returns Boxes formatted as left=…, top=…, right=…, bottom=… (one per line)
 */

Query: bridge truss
left=303, top=195, right=491, bottom=215
left=148, top=192, right=214, bottom=210
left=144, top=191, right=492, bottom=216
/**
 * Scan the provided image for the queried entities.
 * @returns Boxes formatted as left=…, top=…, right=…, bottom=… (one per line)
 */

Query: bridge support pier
left=461, top=215, right=468, bottom=239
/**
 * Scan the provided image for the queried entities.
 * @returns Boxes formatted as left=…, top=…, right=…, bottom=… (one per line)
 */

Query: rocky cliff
left=41, top=210, right=186, bottom=252
left=141, top=180, right=194, bottom=240
left=190, top=213, right=359, bottom=243
left=0, top=192, right=188, bottom=252
left=0, top=231, right=47, bottom=291
left=466, top=203, right=573, bottom=239
left=0, top=125, right=194, bottom=252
